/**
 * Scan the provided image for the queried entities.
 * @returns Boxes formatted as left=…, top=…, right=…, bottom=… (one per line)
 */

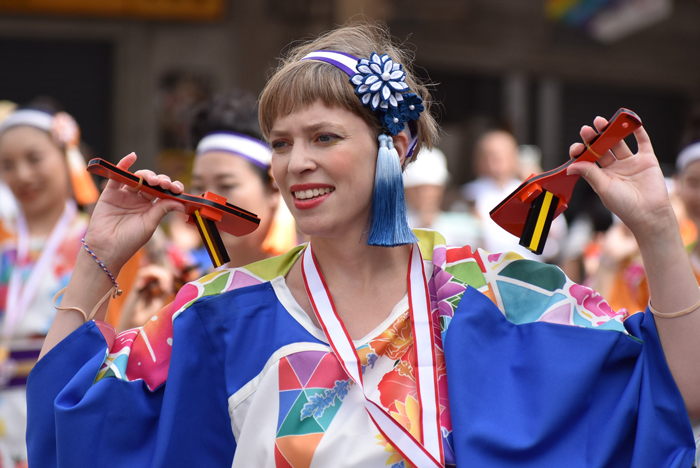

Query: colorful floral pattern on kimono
left=361, top=310, right=452, bottom=466
left=274, top=351, right=353, bottom=467
left=94, top=230, right=633, bottom=467
left=0, top=212, right=88, bottom=468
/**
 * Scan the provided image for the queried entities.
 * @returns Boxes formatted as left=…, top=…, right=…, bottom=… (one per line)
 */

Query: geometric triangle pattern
left=277, top=390, right=302, bottom=432
left=275, top=351, right=353, bottom=466
left=277, top=390, right=325, bottom=437
left=287, top=351, right=325, bottom=387
left=275, top=433, right=324, bottom=468
left=279, top=358, right=303, bottom=391
left=275, top=444, right=294, bottom=468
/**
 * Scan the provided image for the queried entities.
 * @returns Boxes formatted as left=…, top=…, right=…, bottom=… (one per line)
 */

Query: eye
left=316, top=133, right=339, bottom=144
left=271, top=140, right=289, bottom=151
left=219, top=184, right=239, bottom=191
left=28, top=152, right=43, bottom=164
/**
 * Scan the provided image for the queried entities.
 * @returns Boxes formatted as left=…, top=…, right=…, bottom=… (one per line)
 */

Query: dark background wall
left=0, top=0, right=698, bottom=183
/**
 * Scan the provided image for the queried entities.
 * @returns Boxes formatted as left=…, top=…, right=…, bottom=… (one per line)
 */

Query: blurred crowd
left=0, top=91, right=698, bottom=466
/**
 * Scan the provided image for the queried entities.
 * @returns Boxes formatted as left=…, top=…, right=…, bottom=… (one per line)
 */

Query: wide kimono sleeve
left=422, top=234, right=696, bottom=468
left=26, top=300, right=236, bottom=467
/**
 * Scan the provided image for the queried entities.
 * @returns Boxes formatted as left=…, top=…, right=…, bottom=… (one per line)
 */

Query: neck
left=309, top=234, right=412, bottom=289
left=23, top=199, right=70, bottom=238
left=494, top=176, right=512, bottom=188
left=418, top=209, right=439, bottom=228
left=225, top=246, right=270, bottom=269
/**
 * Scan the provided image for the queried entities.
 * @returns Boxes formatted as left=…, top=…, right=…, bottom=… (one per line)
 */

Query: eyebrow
left=270, top=121, right=342, bottom=137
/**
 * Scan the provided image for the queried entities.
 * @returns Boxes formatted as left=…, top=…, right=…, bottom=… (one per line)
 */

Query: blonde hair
left=259, top=21, right=439, bottom=157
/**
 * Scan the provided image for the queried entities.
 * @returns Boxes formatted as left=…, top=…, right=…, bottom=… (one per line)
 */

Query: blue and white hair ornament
left=302, top=50, right=424, bottom=247
left=351, top=53, right=409, bottom=111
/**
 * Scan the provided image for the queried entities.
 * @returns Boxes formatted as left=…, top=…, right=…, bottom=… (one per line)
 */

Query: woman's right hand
left=83, top=153, right=186, bottom=274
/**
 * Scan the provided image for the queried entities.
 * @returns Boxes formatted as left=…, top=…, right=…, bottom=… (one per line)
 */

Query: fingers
left=171, top=180, right=185, bottom=193
left=569, top=141, right=616, bottom=168
left=105, top=153, right=138, bottom=190
left=144, top=199, right=186, bottom=228
left=128, top=170, right=185, bottom=195
left=633, top=124, right=654, bottom=156
left=573, top=116, right=635, bottom=167
left=578, top=119, right=616, bottom=167
left=566, top=160, right=606, bottom=191
left=106, top=153, right=185, bottom=199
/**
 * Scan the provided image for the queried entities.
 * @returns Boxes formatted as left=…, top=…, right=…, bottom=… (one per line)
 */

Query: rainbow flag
left=546, top=0, right=614, bottom=25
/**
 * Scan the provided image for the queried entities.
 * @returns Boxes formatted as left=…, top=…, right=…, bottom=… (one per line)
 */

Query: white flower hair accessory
left=349, top=53, right=424, bottom=137
left=351, top=53, right=409, bottom=110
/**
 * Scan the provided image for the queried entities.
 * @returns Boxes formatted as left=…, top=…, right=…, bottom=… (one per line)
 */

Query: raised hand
left=568, top=115, right=700, bottom=417
left=40, top=153, right=187, bottom=358
left=567, top=117, right=675, bottom=239
left=84, top=152, right=186, bottom=274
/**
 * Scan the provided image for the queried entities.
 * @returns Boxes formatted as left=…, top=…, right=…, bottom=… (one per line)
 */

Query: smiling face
left=191, top=151, right=279, bottom=260
left=0, top=125, right=71, bottom=219
left=269, top=100, right=378, bottom=241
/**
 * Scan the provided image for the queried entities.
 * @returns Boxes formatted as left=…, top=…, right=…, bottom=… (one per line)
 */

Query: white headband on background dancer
left=195, top=131, right=272, bottom=169
left=676, top=141, right=700, bottom=173
left=196, top=131, right=298, bottom=257
left=302, top=50, right=424, bottom=247
left=0, top=108, right=99, bottom=206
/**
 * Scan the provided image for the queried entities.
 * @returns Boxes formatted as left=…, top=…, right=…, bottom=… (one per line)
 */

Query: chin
left=20, top=199, right=49, bottom=216
left=295, top=224, right=332, bottom=239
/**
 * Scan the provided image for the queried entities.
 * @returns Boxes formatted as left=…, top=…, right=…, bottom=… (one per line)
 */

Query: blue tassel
left=367, top=134, right=418, bottom=247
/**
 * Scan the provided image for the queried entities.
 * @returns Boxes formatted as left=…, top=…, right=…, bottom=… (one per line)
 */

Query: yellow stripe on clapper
left=528, top=191, right=554, bottom=252
left=193, top=209, right=224, bottom=267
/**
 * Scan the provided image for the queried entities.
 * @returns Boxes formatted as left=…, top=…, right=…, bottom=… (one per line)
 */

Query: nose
left=287, top=143, right=316, bottom=175
left=14, top=160, right=33, bottom=184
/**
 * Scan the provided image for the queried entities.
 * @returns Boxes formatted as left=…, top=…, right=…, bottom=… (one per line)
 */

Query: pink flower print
left=570, top=284, right=628, bottom=325
left=432, top=245, right=446, bottom=269
left=488, top=253, right=501, bottom=263
left=433, top=268, right=465, bottom=318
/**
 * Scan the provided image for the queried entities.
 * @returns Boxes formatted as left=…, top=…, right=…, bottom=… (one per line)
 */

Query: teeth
left=294, top=187, right=334, bottom=200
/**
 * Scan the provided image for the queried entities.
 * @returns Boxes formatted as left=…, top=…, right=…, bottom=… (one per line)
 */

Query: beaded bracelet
left=81, top=238, right=122, bottom=298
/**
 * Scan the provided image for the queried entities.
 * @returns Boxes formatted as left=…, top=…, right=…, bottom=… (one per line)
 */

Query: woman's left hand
left=567, top=117, right=674, bottom=239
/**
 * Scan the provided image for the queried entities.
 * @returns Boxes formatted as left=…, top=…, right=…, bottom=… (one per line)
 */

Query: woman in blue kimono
left=28, top=22, right=699, bottom=468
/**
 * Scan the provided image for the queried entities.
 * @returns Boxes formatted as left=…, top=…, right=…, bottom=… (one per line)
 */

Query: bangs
left=259, top=60, right=378, bottom=140
left=258, top=21, right=440, bottom=154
